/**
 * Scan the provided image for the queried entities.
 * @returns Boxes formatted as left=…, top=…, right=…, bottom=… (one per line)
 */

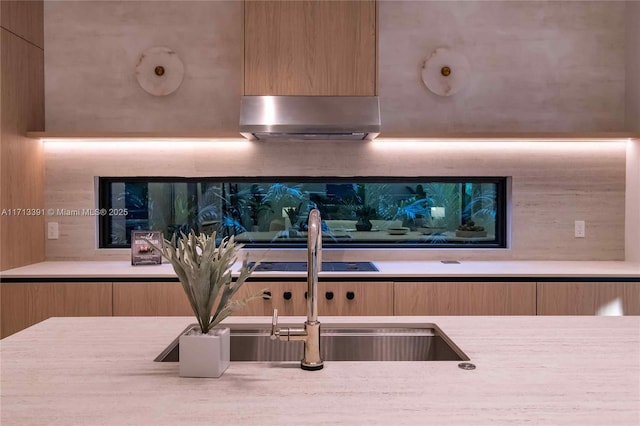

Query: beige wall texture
left=625, top=3, right=640, bottom=261
left=43, top=140, right=626, bottom=261
left=626, top=1, right=640, bottom=132
left=44, top=1, right=242, bottom=132
left=45, top=1, right=629, bottom=134
left=379, top=1, right=626, bottom=133
left=627, top=139, right=640, bottom=262
left=41, top=1, right=632, bottom=261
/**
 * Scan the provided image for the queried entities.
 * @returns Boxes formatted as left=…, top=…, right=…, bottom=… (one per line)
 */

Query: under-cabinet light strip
left=41, top=139, right=252, bottom=152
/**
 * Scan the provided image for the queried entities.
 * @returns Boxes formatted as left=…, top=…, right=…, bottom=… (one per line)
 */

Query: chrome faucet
left=270, top=208, right=323, bottom=370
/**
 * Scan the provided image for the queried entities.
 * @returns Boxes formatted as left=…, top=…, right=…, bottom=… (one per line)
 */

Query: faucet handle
left=270, top=309, right=279, bottom=340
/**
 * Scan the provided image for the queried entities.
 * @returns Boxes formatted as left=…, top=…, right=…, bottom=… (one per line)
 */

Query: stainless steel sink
left=155, top=324, right=469, bottom=362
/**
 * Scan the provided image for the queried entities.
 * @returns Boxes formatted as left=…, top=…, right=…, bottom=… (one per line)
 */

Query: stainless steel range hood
left=239, top=96, right=380, bottom=141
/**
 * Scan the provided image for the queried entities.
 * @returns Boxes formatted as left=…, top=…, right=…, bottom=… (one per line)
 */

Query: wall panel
left=44, top=1, right=242, bottom=132
left=625, top=1, right=640, bottom=131
left=379, top=1, right=625, bottom=133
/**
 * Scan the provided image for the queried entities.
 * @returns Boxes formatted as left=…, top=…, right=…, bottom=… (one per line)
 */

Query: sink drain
left=458, top=362, right=476, bottom=370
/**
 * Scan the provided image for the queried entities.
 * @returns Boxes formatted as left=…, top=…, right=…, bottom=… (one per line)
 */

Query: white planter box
left=179, top=327, right=230, bottom=378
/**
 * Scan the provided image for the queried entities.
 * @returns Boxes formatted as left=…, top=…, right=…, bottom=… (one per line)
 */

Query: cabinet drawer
left=318, top=282, right=394, bottom=316
left=1, top=282, right=113, bottom=338
left=537, top=282, right=640, bottom=315
left=233, top=281, right=394, bottom=316
left=232, top=282, right=307, bottom=316
left=113, top=282, right=192, bottom=316
left=394, top=282, right=536, bottom=315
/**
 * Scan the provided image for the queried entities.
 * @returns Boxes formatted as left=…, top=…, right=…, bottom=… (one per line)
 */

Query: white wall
left=379, top=1, right=626, bottom=133
left=44, top=1, right=242, bottom=132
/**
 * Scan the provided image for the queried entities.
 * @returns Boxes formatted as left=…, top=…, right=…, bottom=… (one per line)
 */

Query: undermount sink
left=155, top=324, right=469, bottom=362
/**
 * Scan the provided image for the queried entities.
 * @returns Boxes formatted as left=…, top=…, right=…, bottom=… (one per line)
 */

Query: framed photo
left=131, top=230, right=163, bottom=265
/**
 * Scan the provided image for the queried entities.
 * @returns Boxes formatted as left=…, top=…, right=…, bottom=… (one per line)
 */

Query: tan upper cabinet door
left=244, top=1, right=376, bottom=96
left=394, top=282, right=536, bottom=316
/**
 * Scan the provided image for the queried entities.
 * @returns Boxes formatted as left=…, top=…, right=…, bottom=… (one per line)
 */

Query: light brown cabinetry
left=1, top=0, right=44, bottom=48
left=537, top=282, right=640, bottom=315
left=394, top=282, right=536, bottom=315
left=232, top=281, right=394, bottom=316
left=319, top=282, right=393, bottom=316
left=0, top=282, right=112, bottom=338
left=112, top=282, right=192, bottom=316
left=244, top=0, right=376, bottom=96
left=1, top=15, right=45, bottom=272
left=233, top=282, right=307, bottom=316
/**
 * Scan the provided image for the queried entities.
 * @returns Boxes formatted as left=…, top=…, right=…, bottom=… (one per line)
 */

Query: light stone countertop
left=1, top=315, right=638, bottom=425
left=1, top=260, right=639, bottom=280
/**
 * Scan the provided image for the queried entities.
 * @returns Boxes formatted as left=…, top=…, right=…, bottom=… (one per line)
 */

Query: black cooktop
left=249, top=261, right=378, bottom=272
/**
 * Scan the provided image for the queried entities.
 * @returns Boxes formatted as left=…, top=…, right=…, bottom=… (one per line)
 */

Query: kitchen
left=1, top=1, right=639, bottom=424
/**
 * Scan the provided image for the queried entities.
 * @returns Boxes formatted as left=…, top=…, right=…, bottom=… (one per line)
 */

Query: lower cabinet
left=0, top=282, right=113, bottom=338
left=233, top=282, right=307, bottom=316
left=111, top=281, right=394, bottom=318
left=4, top=279, right=637, bottom=338
left=319, top=282, right=394, bottom=316
left=394, top=282, right=536, bottom=315
left=232, top=281, right=395, bottom=316
left=537, top=282, right=640, bottom=315
left=112, top=282, right=192, bottom=316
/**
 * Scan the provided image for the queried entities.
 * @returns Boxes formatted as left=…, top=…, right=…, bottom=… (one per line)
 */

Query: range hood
left=239, top=96, right=380, bottom=141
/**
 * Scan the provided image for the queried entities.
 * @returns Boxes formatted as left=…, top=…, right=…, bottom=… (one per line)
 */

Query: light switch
left=48, top=222, right=59, bottom=239
left=574, top=220, right=585, bottom=238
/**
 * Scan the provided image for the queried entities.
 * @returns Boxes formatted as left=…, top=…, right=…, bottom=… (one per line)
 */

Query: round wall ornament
left=135, top=46, right=184, bottom=96
left=421, top=48, right=470, bottom=97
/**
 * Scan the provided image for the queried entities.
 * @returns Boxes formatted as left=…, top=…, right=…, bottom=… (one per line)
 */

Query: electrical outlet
left=574, top=220, right=585, bottom=238
left=47, top=222, right=59, bottom=239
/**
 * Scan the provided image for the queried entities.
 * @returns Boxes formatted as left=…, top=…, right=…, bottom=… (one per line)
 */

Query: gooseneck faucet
left=270, top=208, right=324, bottom=370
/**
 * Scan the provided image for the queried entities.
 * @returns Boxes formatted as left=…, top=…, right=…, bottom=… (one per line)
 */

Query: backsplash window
left=98, top=177, right=507, bottom=249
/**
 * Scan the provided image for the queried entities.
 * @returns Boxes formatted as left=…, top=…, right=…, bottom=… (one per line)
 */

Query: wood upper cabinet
left=113, top=282, right=192, bottom=316
left=537, top=282, right=640, bottom=315
left=1, top=0, right=44, bottom=48
left=1, top=18, right=45, bottom=272
left=0, top=283, right=113, bottom=338
left=394, top=282, right=536, bottom=316
left=244, top=1, right=376, bottom=96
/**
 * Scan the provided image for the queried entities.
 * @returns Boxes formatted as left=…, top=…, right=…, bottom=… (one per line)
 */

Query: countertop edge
left=1, top=260, right=639, bottom=281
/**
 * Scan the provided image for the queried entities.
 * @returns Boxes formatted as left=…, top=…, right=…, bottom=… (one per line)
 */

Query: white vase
left=179, top=327, right=230, bottom=378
